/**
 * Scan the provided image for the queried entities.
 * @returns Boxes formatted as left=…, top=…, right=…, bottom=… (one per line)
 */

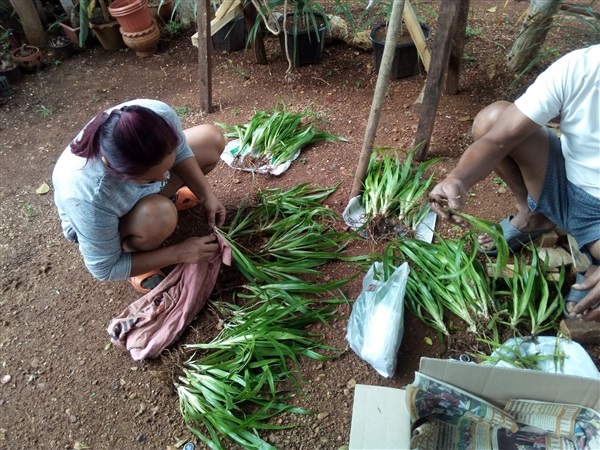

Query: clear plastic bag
left=346, top=262, right=409, bottom=377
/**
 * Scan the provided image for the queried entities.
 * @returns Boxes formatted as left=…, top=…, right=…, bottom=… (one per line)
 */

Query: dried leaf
left=104, top=342, right=111, bottom=351
left=458, top=115, right=473, bottom=122
left=36, top=182, right=50, bottom=195
left=487, top=6, right=497, bottom=12
left=73, top=443, right=89, bottom=450
left=424, top=337, right=433, bottom=346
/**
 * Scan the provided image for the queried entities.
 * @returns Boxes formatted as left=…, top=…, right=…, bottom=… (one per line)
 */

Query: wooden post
left=197, top=0, right=212, bottom=113
left=446, top=0, right=470, bottom=94
left=243, top=1, right=267, bottom=64
left=413, top=0, right=460, bottom=161
left=350, top=0, right=405, bottom=199
left=9, top=0, right=46, bottom=47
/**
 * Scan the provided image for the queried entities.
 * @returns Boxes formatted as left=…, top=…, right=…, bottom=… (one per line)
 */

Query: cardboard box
left=349, top=357, right=600, bottom=449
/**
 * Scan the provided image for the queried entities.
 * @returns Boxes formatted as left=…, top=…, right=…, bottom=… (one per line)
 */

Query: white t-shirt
left=514, top=44, right=600, bottom=198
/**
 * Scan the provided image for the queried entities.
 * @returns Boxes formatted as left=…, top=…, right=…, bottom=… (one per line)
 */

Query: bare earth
left=1, top=1, right=598, bottom=449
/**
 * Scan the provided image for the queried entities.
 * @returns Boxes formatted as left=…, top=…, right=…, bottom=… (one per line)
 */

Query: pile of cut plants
left=217, top=102, right=347, bottom=174
left=175, top=179, right=568, bottom=449
left=347, top=146, right=441, bottom=240
left=177, top=183, right=369, bottom=450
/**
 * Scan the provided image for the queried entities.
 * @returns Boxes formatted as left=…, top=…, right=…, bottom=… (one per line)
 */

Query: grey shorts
left=527, top=128, right=600, bottom=250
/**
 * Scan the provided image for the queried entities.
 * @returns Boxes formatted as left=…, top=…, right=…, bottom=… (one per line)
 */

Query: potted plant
left=211, top=1, right=246, bottom=53
left=369, top=21, right=430, bottom=79
left=109, top=0, right=161, bottom=56
left=147, top=0, right=175, bottom=24
left=48, top=35, right=74, bottom=60
left=249, top=0, right=331, bottom=67
left=0, top=51, right=22, bottom=84
left=59, top=3, right=83, bottom=47
left=10, top=44, right=43, bottom=72
left=80, top=0, right=126, bottom=50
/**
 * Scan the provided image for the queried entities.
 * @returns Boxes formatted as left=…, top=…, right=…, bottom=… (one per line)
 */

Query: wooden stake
left=350, top=0, right=406, bottom=198
left=197, top=0, right=212, bottom=113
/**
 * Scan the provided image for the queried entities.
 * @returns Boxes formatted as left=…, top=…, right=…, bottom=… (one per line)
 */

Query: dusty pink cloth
left=107, top=235, right=231, bottom=361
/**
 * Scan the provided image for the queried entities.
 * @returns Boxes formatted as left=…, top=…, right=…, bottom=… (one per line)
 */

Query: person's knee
left=472, top=101, right=512, bottom=141
left=186, top=124, right=226, bottom=174
left=121, top=195, right=177, bottom=251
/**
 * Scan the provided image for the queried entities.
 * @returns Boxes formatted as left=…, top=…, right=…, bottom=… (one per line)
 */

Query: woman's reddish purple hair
left=70, top=105, right=181, bottom=178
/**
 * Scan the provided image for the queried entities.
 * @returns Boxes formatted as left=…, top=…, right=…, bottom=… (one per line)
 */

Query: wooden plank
left=413, top=0, right=460, bottom=161
left=485, top=264, right=561, bottom=281
left=567, top=234, right=591, bottom=273
left=211, top=2, right=243, bottom=35
left=560, top=319, right=600, bottom=344
left=402, top=0, right=430, bottom=72
left=537, top=247, right=573, bottom=269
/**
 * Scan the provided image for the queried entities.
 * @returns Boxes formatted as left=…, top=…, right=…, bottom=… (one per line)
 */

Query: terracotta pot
left=109, top=0, right=153, bottom=33
left=120, top=19, right=160, bottom=57
left=10, top=46, right=43, bottom=73
left=90, top=21, right=126, bottom=50
left=147, top=0, right=174, bottom=24
left=59, top=21, right=81, bottom=47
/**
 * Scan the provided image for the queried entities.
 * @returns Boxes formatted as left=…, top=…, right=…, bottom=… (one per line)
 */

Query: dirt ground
left=1, top=1, right=598, bottom=449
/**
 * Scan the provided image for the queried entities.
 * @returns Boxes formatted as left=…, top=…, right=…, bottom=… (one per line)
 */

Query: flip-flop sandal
left=563, top=272, right=590, bottom=318
left=173, top=187, right=199, bottom=211
left=478, top=215, right=554, bottom=256
left=564, top=253, right=599, bottom=318
left=129, top=269, right=165, bottom=294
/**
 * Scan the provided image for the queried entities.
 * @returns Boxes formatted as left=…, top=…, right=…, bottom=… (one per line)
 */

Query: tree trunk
left=9, top=0, right=47, bottom=47
left=506, top=0, right=561, bottom=72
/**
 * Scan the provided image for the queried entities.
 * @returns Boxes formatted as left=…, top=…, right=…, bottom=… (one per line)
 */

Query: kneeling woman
left=52, top=99, right=226, bottom=292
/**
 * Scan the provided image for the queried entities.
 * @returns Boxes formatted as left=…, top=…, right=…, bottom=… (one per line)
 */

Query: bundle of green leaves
left=217, top=103, right=347, bottom=169
left=361, top=146, right=440, bottom=239
left=177, top=183, right=368, bottom=450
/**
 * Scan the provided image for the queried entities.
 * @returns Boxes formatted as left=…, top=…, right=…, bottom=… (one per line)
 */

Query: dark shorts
left=527, top=128, right=600, bottom=250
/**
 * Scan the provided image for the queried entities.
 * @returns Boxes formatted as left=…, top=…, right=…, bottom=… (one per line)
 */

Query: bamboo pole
left=350, top=0, right=406, bottom=199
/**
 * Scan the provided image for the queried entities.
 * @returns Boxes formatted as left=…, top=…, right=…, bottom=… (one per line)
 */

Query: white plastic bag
left=489, top=336, right=600, bottom=379
left=220, top=138, right=300, bottom=176
left=346, top=262, right=409, bottom=377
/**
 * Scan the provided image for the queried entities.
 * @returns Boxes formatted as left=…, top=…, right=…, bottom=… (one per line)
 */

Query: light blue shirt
left=52, top=99, right=194, bottom=281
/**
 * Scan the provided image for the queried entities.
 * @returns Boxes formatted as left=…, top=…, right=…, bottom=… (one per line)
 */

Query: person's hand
left=429, top=177, right=468, bottom=226
left=570, top=266, right=600, bottom=322
left=203, top=194, right=226, bottom=228
left=176, top=235, right=220, bottom=263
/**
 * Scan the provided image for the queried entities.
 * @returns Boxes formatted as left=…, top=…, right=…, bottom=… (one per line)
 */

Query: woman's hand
left=429, top=177, right=468, bottom=226
left=176, top=235, right=221, bottom=263
left=203, top=194, right=226, bottom=228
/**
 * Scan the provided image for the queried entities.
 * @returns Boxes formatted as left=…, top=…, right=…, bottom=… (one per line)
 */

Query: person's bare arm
left=430, top=104, right=541, bottom=222
left=171, top=157, right=226, bottom=227
left=128, top=235, right=220, bottom=276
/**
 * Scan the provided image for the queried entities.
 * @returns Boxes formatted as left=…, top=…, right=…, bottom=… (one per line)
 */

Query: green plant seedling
left=23, top=203, right=35, bottom=221
left=493, top=177, right=507, bottom=187
left=37, top=105, right=53, bottom=117
left=175, top=106, right=188, bottom=118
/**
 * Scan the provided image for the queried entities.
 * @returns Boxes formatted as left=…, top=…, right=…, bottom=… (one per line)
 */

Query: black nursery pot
left=50, top=41, right=74, bottom=61
left=370, top=23, right=431, bottom=79
left=278, top=13, right=327, bottom=67
left=212, top=15, right=246, bottom=52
